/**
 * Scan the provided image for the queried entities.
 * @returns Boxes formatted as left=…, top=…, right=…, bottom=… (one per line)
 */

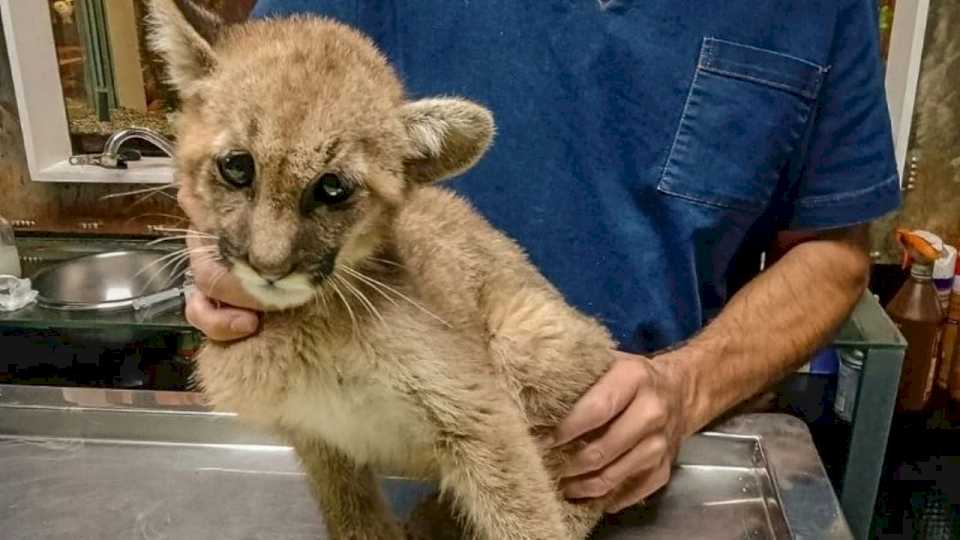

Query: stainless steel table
left=0, top=385, right=852, bottom=539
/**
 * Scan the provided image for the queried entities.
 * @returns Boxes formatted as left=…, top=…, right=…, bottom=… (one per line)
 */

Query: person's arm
left=554, top=0, right=899, bottom=511
left=673, top=224, right=870, bottom=435
left=551, top=225, right=870, bottom=512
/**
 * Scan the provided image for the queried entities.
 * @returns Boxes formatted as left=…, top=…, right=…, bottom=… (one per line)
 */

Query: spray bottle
left=887, top=229, right=945, bottom=412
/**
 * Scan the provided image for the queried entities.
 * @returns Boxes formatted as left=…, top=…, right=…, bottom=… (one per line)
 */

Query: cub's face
left=150, top=0, right=494, bottom=308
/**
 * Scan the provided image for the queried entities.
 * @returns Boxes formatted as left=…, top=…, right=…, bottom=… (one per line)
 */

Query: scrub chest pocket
left=658, top=37, right=828, bottom=214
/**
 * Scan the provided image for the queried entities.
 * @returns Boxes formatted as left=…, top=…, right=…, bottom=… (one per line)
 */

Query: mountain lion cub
left=150, top=0, right=621, bottom=537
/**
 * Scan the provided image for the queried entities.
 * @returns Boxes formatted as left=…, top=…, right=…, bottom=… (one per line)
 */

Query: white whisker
left=139, top=250, right=200, bottom=292
left=206, top=267, right=230, bottom=299
left=320, top=289, right=329, bottom=310
left=159, top=257, right=193, bottom=289
left=366, top=257, right=405, bottom=269
left=137, top=244, right=217, bottom=274
left=341, top=265, right=450, bottom=328
left=147, top=234, right=218, bottom=246
left=130, top=188, right=178, bottom=208
left=150, top=226, right=218, bottom=237
left=134, top=247, right=194, bottom=278
left=315, top=287, right=330, bottom=311
left=340, top=267, right=398, bottom=307
left=169, top=249, right=222, bottom=284
left=336, top=274, right=385, bottom=326
left=124, top=212, right=187, bottom=225
left=170, top=251, right=221, bottom=283
left=100, top=183, right=178, bottom=201
left=135, top=246, right=218, bottom=294
left=329, top=280, right=358, bottom=339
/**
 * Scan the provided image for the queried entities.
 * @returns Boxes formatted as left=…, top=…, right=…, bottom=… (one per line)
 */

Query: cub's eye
left=302, top=173, right=355, bottom=213
left=217, top=150, right=256, bottom=188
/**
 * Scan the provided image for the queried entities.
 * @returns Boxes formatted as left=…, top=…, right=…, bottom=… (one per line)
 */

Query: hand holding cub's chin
left=184, top=235, right=264, bottom=342
left=179, top=188, right=263, bottom=341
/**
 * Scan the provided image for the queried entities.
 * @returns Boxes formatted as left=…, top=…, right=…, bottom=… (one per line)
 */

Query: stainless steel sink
left=31, top=250, right=186, bottom=312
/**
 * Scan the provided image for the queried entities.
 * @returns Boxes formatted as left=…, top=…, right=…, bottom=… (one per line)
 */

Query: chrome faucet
left=100, top=128, right=175, bottom=168
left=70, top=128, right=175, bottom=169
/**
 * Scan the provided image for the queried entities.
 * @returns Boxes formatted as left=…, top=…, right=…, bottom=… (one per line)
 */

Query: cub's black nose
left=247, top=257, right=294, bottom=284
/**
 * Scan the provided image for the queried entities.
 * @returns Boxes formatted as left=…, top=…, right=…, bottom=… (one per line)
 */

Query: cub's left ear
left=400, top=98, right=495, bottom=183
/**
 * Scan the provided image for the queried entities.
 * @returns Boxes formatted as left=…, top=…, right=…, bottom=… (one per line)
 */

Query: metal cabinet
left=833, top=291, right=907, bottom=539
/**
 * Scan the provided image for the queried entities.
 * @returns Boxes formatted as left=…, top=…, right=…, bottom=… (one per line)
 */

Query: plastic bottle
left=933, top=244, right=957, bottom=311
left=945, top=258, right=960, bottom=401
left=0, top=216, right=21, bottom=278
left=886, top=230, right=945, bottom=412
left=834, top=348, right=865, bottom=422
left=938, top=256, right=960, bottom=391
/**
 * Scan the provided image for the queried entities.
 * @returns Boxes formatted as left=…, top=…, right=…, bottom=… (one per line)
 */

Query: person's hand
left=179, top=188, right=263, bottom=341
left=550, top=351, right=690, bottom=513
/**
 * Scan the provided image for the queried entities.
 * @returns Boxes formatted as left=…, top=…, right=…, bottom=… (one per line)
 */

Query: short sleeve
left=787, top=0, right=901, bottom=231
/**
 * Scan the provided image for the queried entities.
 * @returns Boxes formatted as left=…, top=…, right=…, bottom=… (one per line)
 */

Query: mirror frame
left=0, top=0, right=173, bottom=184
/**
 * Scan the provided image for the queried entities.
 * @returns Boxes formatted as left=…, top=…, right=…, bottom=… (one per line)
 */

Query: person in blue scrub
left=183, top=0, right=901, bottom=511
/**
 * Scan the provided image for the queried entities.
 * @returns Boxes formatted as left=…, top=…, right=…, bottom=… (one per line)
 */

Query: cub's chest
left=275, top=375, right=438, bottom=477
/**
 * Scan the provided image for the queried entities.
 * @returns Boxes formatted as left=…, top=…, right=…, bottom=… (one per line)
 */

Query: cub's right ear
left=147, top=0, right=227, bottom=98
left=401, top=98, right=495, bottom=184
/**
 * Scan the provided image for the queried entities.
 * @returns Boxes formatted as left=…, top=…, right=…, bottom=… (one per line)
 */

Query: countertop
left=0, top=384, right=853, bottom=539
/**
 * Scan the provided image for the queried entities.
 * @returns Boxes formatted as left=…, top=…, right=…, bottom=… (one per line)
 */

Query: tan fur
left=150, top=1, right=618, bottom=538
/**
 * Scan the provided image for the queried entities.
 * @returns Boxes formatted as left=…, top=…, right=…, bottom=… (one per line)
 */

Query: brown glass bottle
left=946, top=274, right=960, bottom=401
left=941, top=312, right=959, bottom=393
left=887, top=262, right=945, bottom=412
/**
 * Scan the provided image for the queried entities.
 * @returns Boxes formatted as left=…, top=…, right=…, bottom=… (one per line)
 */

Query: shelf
left=833, top=291, right=908, bottom=350
left=0, top=297, right=191, bottom=332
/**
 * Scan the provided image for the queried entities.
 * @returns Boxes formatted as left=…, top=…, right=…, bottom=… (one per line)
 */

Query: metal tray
left=0, top=385, right=852, bottom=539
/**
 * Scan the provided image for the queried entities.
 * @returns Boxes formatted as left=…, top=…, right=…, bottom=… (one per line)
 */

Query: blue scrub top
left=251, top=0, right=901, bottom=353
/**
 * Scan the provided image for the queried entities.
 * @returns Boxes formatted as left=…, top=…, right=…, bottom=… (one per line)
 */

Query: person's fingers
left=550, top=357, right=644, bottom=448
left=561, top=392, right=667, bottom=477
left=561, top=434, right=667, bottom=500
left=186, top=236, right=262, bottom=310
left=604, top=461, right=672, bottom=514
left=184, top=289, right=260, bottom=341
left=178, top=194, right=264, bottom=312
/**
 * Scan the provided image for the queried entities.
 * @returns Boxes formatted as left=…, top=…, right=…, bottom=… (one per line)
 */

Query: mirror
left=47, top=0, right=256, bottom=155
